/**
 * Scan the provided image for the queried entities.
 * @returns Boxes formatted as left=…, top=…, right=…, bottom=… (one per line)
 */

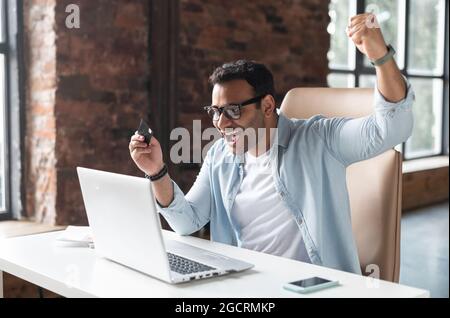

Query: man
left=129, top=13, right=414, bottom=274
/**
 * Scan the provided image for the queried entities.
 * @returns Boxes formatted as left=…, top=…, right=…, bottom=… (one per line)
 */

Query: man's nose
left=217, top=111, right=232, bottom=130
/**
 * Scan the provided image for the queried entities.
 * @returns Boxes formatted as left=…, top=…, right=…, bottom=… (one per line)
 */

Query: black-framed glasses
left=203, top=95, right=266, bottom=121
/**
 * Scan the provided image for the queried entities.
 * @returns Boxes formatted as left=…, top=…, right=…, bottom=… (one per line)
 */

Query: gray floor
left=400, top=201, right=449, bottom=298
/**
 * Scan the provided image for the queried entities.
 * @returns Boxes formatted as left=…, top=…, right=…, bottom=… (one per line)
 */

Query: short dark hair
left=209, top=60, right=275, bottom=98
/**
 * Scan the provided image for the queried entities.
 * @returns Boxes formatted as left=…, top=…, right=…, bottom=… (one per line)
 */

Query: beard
left=216, top=111, right=265, bottom=155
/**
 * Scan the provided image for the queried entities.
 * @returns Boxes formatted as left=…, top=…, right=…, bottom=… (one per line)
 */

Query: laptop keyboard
left=167, top=253, right=216, bottom=275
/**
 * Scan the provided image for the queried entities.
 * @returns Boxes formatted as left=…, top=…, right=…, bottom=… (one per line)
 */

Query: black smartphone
left=137, top=119, right=153, bottom=145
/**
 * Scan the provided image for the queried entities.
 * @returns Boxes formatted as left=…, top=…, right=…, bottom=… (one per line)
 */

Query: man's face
left=211, top=80, right=265, bottom=154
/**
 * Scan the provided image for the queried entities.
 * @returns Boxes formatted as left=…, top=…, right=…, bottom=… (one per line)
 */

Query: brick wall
left=23, top=0, right=329, bottom=224
left=23, top=0, right=57, bottom=224
left=23, top=0, right=150, bottom=224
left=53, top=0, right=150, bottom=225
left=174, top=0, right=330, bottom=191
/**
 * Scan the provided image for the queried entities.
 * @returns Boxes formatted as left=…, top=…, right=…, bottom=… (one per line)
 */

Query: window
left=327, top=0, right=449, bottom=160
left=0, top=0, right=21, bottom=220
left=0, top=0, right=8, bottom=216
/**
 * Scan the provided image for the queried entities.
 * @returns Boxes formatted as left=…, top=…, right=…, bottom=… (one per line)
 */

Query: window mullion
left=354, top=0, right=366, bottom=87
left=404, top=0, right=410, bottom=75
left=442, top=0, right=449, bottom=155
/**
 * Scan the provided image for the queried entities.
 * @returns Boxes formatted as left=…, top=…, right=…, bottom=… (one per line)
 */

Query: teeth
left=222, top=128, right=242, bottom=136
left=221, top=128, right=243, bottom=144
left=225, top=133, right=242, bottom=144
left=223, top=130, right=236, bottom=136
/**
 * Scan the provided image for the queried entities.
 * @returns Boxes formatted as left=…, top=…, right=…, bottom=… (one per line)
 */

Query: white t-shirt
left=230, top=149, right=311, bottom=263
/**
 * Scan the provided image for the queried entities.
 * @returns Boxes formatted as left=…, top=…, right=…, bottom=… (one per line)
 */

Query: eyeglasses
left=203, top=95, right=266, bottom=121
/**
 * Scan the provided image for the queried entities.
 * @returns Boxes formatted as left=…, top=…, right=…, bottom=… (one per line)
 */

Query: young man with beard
left=129, top=13, right=414, bottom=274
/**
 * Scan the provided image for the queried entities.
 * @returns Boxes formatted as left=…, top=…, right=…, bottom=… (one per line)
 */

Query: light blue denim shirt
left=158, top=81, right=414, bottom=275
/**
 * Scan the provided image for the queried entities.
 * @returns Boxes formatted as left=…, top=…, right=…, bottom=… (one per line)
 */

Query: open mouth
left=222, top=129, right=243, bottom=146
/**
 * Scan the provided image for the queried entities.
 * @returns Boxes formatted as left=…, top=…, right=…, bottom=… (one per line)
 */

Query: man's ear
left=261, top=95, right=276, bottom=117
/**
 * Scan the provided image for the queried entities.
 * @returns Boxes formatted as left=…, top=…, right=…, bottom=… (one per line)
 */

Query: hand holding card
left=130, top=119, right=164, bottom=179
left=138, top=119, right=153, bottom=145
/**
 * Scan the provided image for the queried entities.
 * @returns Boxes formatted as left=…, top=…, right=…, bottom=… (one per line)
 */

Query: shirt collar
left=273, top=110, right=292, bottom=149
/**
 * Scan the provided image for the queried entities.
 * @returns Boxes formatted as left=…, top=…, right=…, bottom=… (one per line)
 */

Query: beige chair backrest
left=280, top=88, right=402, bottom=282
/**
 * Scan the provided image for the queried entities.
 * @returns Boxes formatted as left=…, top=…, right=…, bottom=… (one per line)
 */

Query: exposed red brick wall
left=3, top=272, right=60, bottom=298
left=53, top=0, right=150, bottom=225
left=23, top=0, right=57, bottom=224
left=24, top=0, right=150, bottom=225
left=174, top=0, right=330, bottom=191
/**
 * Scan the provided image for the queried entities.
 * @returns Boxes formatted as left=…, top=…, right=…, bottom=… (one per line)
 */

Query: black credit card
left=137, top=119, right=153, bottom=145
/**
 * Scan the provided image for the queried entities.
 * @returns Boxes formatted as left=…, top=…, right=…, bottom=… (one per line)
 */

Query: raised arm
left=347, top=13, right=406, bottom=102
left=313, top=13, right=414, bottom=166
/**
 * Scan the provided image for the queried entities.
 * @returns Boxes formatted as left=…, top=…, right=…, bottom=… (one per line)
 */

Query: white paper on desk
left=56, top=226, right=93, bottom=247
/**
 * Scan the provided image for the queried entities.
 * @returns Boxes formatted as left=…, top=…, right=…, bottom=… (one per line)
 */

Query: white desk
left=0, top=230, right=429, bottom=298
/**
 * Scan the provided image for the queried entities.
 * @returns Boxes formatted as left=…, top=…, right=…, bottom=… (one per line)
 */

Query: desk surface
left=0, top=230, right=429, bottom=298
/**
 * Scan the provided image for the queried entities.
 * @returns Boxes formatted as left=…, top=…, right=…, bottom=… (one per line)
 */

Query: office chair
left=280, top=87, right=402, bottom=283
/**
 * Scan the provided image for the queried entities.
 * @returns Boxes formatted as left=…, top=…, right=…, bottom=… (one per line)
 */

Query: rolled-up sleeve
left=313, top=78, right=415, bottom=166
left=156, top=149, right=213, bottom=236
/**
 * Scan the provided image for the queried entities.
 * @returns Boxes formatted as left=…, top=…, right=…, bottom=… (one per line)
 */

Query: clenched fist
left=346, top=13, right=388, bottom=61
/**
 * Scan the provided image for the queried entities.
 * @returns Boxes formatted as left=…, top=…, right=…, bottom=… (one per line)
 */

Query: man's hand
left=129, top=131, right=164, bottom=176
left=129, top=131, right=174, bottom=207
left=346, top=13, right=388, bottom=61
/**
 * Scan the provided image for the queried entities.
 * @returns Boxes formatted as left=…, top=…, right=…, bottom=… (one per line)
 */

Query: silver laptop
left=76, top=167, right=253, bottom=284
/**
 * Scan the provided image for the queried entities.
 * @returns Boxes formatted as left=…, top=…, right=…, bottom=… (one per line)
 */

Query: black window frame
left=0, top=0, right=10, bottom=219
left=0, top=0, right=23, bottom=221
left=328, top=0, right=449, bottom=161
